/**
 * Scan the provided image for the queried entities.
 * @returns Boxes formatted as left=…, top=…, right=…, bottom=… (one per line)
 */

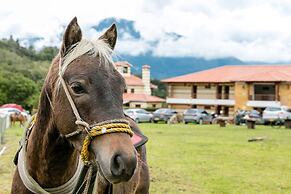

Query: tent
left=0, top=104, right=25, bottom=112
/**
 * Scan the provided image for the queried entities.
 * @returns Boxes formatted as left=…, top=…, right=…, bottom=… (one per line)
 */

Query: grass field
left=1, top=124, right=291, bottom=193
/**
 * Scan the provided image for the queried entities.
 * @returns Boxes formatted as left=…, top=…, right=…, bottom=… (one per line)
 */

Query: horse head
left=48, top=17, right=136, bottom=184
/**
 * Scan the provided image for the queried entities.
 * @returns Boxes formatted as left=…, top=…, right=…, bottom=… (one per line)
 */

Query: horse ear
left=61, top=17, right=82, bottom=56
left=98, top=24, right=117, bottom=50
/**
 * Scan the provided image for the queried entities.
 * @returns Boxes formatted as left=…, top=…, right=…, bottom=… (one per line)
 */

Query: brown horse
left=10, top=112, right=27, bottom=127
left=12, top=17, right=149, bottom=194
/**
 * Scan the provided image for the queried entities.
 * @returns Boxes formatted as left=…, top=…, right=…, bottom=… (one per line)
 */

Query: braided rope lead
left=81, top=123, right=134, bottom=166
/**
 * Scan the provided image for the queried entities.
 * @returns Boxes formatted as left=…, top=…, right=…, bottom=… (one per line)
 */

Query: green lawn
left=1, top=124, right=291, bottom=193
left=0, top=125, right=23, bottom=194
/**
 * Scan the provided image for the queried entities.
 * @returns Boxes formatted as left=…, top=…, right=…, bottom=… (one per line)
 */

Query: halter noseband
left=58, top=40, right=133, bottom=166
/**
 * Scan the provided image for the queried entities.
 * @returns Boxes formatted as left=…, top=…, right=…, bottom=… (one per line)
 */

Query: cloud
left=135, top=0, right=291, bottom=62
left=2, top=0, right=291, bottom=62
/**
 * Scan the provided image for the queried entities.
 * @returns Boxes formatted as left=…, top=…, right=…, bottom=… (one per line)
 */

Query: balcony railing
left=216, top=93, right=230, bottom=99
left=251, top=94, right=276, bottom=101
left=166, top=98, right=235, bottom=106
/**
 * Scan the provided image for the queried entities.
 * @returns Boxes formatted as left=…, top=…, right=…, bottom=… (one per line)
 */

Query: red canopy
left=1, top=104, right=25, bottom=112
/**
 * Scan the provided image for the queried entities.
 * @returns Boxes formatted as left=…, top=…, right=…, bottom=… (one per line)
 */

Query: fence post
left=0, top=113, right=9, bottom=145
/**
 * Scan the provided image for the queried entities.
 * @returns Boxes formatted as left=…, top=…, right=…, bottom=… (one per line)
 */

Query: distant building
left=115, top=61, right=165, bottom=109
left=162, top=65, right=291, bottom=116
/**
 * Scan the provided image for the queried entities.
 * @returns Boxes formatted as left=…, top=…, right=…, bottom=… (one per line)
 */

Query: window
left=205, top=85, right=211, bottom=89
left=123, top=67, right=128, bottom=73
left=201, top=111, right=208, bottom=115
left=152, top=104, right=156, bottom=108
left=137, top=109, right=148, bottom=114
left=217, top=86, right=222, bottom=99
left=262, top=86, right=269, bottom=91
left=192, top=85, right=197, bottom=98
left=170, top=111, right=178, bottom=114
left=154, top=109, right=166, bottom=113
left=224, top=86, right=230, bottom=99
left=124, top=89, right=127, bottom=93
left=266, top=107, right=281, bottom=111
left=204, top=106, right=211, bottom=109
left=185, top=109, right=197, bottom=114
left=125, top=110, right=133, bottom=114
left=131, top=88, right=135, bottom=93
left=135, top=104, right=141, bottom=108
left=254, top=84, right=275, bottom=101
left=224, top=107, right=229, bottom=116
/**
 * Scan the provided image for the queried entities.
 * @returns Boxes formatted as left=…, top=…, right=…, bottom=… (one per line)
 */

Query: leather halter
left=15, top=39, right=139, bottom=194
left=58, top=40, right=133, bottom=165
left=17, top=115, right=84, bottom=194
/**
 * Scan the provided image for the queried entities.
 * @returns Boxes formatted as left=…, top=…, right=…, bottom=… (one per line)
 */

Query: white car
left=262, top=106, right=291, bottom=122
left=124, top=109, right=153, bottom=123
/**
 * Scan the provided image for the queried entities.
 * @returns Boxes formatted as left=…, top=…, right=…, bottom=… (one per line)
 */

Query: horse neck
left=25, top=80, right=79, bottom=188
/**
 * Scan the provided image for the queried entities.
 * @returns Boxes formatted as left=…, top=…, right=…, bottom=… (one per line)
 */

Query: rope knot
left=101, top=127, right=107, bottom=134
left=75, top=120, right=90, bottom=129
left=80, top=119, right=133, bottom=166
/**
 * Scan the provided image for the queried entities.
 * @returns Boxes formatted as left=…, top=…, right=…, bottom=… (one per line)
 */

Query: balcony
left=216, top=93, right=230, bottom=99
left=247, top=100, right=280, bottom=108
left=247, top=94, right=280, bottom=107
left=249, top=94, right=276, bottom=101
left=166, top=98, right=235, bottom=106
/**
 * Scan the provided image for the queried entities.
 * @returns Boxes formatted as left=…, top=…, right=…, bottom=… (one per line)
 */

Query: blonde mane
left=56, top=39, right=114, bottom=88
left=60, top=39, right=114, bottom=75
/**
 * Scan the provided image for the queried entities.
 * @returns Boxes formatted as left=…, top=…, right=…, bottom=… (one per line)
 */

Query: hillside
left=0, top=37, right=57, bottom=82
left=121, top=54, right=244, bottom=79
left=0, top=38, right=57, bottom=110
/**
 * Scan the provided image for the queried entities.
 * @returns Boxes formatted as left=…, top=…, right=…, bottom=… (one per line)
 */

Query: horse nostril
left=110, top=154, right=125, bottom=177
left=110, top=153, right=137, bottom=182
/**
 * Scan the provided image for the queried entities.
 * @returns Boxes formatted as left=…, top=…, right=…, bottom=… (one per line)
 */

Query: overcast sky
left=2, top=0, right=291, bottom=62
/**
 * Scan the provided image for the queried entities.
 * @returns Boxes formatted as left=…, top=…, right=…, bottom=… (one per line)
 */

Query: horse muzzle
left=90, top=132, right=137, bottom=184
left=109, top=152, right=137, bottom=183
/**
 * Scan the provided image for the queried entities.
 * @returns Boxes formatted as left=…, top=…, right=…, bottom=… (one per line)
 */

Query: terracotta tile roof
left=124, top=75, right=157, bottom=88
left=162, top=65, right=291, bottom=83
left=124, top=75, right=144, bottom=86
left=115, top=61, right=157, bottom=88
left=115, top=61, right=131, bottom=67
left=123, top=93, right=165, bottom=103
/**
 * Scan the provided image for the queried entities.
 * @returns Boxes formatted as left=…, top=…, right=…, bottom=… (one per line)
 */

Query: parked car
left=152, top=108, right=177, bottom=123
left=124, top=108, right=153, bottom=123
left=183, top=109, right=213, bottom=124
left=263, top=106, right=291, bottom=123
left=235, top=110, right=263, bottom=125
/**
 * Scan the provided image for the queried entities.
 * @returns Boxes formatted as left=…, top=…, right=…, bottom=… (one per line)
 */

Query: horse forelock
left=54, top=38, right=116, bottom=90
left=63, top=39, right=114, bottom=71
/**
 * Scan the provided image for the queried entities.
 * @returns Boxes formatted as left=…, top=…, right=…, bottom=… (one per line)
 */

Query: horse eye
left=71, top=82, right=85, bottom=94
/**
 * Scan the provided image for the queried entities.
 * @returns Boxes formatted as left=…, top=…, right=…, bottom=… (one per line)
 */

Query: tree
left=0, top=76, right=8, bottom=105
left=37, top=46, right=59, bottom=61
left=151, top=79, right=167, bottom=98
left=0, top=72, right=38, bottom=110
left=26, top=92, right=40, bottom=111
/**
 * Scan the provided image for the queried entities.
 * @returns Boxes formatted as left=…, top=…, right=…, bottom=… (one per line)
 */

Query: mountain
left=92, top=17, right=141, bottom=39
left=119, top=54, right=244, bottom=79
left=93, top=18, right=245, bottom=79
left=16, top=17, right=280, bottom=79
